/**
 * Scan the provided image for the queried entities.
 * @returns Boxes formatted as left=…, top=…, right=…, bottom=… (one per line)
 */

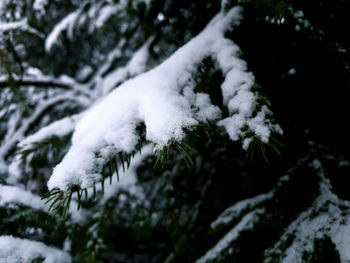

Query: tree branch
left=0, top=78, right=72, bottom=89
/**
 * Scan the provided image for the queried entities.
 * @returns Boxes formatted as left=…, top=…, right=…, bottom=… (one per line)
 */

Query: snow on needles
left=48, top=6, right=281, bottom=191
left=0, top=185, right=84, bottom=222
left=0, top=235, right=71, bottom=263
left=101, top=145, right=153, bottom=202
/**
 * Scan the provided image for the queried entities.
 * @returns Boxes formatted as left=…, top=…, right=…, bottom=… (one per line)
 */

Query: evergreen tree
left=1, top=0, right=350, bottom=262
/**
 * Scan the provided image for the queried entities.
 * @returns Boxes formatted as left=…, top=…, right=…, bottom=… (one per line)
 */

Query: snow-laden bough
left=47, top=6, right=282, bottom=191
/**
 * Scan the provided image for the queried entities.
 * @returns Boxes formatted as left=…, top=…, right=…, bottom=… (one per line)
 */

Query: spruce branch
left=154, top=140, right=198, bottom=169
left=43, top=147, right=142, bottom=217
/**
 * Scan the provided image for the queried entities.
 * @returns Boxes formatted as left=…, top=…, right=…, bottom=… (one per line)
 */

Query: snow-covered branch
left=0, top=19, right=44, bottom=38
left=47, top=6, right=281, bottom=191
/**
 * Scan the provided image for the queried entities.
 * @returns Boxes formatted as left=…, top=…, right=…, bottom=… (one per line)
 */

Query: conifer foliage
left=1, top=0, right=350, bottom=262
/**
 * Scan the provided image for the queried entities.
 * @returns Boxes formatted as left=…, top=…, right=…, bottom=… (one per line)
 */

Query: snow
left=45, top=0, right=131, bottom=52
left=0, top=235, right=71, bottom=263
left=196, top=209, right=265, bottom=263
left=288, top=68, right=296, bottom=75
left=33, top=0, right=48, bottom=15
left=86, top=1, right=129, bottom=33
left=0, top=93, right=89, bottom=163
left=0, top=19, right=44, bottom=38
left=157, top=13, right=165, bottom=21
left=47, top=6, right=281, bottom=191
left=194, top=93, right=221, bottom=122
left=45, top=11, right=79, bottom=52
left=6, top=114, right=81, bottom=185
left=101, top=39, right=152, bottom=95
left=332, top=221, right=350, bottom=262
left=242, top=137, right=253, bottom=150
left=0, top=185, right=46, bottom=210
left=77, top=65, right=94, bottom=81
left=247, top=105, right=273, bottom=143
left=76, top=145, right=152, bottom=206
left=95, top=5, right=118, bottom=29
left=0, top=19, right=27, bottom=31
left=215, top=35, right=281, bottom=144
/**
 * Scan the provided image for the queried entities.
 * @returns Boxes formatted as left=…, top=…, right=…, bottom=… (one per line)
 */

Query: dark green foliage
left=154, top=140, right=198, bottom=168
left=246, top=135, right=283, bottom=164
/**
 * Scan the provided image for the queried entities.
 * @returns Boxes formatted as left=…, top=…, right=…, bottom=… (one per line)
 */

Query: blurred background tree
left=1, top=0, right=350, bottom=262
